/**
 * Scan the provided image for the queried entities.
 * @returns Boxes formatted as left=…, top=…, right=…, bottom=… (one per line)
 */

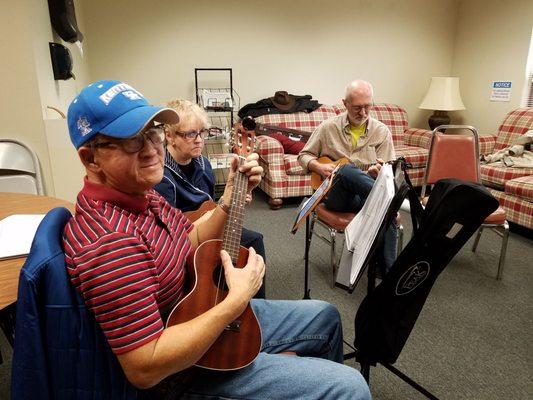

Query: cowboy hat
left=270, top=91, right=296, bottom=111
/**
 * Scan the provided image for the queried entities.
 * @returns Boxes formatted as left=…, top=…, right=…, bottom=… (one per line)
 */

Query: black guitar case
left=354, top=177, right=499, bottom=365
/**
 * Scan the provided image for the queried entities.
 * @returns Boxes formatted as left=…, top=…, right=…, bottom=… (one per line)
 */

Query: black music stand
left=339, top=162, right=442, bottom=398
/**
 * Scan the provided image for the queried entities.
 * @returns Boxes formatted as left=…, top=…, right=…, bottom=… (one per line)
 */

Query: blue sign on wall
left=493, top=81, right=512, bottom=89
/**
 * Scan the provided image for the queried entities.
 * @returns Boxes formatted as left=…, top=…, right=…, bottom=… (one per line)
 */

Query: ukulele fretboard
left=222, top=157, right=248, bottom=263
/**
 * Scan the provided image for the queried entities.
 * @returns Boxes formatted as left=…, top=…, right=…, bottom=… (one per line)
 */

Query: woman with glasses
left=154, top=99, right=267, bottom=298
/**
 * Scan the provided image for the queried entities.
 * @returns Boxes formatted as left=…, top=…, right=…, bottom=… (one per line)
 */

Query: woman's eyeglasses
left=174, top=127, right=223, bottom=141
left=92, top=126, right=165, bottom=154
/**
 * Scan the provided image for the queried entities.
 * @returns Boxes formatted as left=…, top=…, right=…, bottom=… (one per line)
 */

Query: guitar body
left=166, top=239, right=262, bottom=371
left=310, top=156, right=350, bottom=190
left=183, top=200, right=217, bottom=223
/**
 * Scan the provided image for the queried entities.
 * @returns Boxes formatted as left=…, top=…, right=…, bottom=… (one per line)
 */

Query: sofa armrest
left=478, top=134, right=497, bottom=155
left=256, top=135, right=285, bottom=165
left=403, top=128, right=433, bottom=149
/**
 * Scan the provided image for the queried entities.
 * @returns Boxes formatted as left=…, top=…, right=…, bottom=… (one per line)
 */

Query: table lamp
left=419, top=77, right=465, bottom=130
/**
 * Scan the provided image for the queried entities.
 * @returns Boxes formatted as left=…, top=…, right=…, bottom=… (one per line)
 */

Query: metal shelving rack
left=194, top=68, right=239, bottom=131
left=195, top=68, right=239, bottom=198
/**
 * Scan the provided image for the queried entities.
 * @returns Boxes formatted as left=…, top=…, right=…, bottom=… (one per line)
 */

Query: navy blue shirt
left=155, top=151, right=215, bottom=212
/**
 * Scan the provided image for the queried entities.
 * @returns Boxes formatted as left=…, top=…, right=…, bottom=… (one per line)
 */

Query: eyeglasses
left=92, top=126, right=165, bottom=154
left=174, top=128, right=211, bottom=141
left=347, top=103, right=374, bottom=113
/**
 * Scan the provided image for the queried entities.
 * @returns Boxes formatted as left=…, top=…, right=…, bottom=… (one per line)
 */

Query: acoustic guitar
left=166, top=122, right=262, bottom=371
left=310, top=157, right=375, bottom=190
left=243, top=116, right=312, bottom=142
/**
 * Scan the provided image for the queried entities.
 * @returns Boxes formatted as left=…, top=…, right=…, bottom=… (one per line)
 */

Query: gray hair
left=344, top=80, right=374, bottom=101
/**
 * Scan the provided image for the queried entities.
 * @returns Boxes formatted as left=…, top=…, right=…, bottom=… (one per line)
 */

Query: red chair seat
left=315, top=204, right=355, bottom=231
left=484, top=206, right=506, bottom=225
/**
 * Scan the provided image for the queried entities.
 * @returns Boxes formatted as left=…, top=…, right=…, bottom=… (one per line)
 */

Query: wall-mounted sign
left=490, top=81, right=512, bottom=102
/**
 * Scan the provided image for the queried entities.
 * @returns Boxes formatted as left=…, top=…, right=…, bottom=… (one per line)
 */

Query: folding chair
left=0, top=139, right=44, bottom=195
left=422, top=125, right=509, bottom=279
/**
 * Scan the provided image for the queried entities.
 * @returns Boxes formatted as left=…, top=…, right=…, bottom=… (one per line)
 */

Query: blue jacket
left=11, top=207, right=137, bottom=400
left=154, top=151, right=215, bottom=211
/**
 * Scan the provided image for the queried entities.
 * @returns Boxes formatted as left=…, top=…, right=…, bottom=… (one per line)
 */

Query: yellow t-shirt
left=349, top=122, right=367, bottom=147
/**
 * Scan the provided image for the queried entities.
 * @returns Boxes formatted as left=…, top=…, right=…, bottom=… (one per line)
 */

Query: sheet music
left=337, top=164, right=395, bottom=286
left=0, top=214, right=45, bottom=260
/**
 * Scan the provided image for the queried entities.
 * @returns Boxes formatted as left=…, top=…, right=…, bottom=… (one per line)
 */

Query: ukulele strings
left=214, top=155, right=247, bottom=306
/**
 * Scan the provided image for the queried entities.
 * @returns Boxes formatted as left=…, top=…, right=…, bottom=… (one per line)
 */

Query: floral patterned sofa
left=254, top=103, right=493, bottom=209
left=479, top=108, right=533, bottom=229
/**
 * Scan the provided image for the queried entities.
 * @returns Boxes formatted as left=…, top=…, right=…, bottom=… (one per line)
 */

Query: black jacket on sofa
left=238, top=95, right=321, bottom=119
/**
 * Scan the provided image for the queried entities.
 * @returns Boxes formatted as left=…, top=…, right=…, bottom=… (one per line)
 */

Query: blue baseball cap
left=67, top=80, right=179, bottom=149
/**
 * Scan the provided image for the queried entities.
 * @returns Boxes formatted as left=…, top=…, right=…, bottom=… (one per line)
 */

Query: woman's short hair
left=165, top=99, right=209, bottom=131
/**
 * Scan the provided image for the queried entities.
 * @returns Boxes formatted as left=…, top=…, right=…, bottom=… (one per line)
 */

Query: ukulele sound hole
left=212, top=265, right=229, bottom=291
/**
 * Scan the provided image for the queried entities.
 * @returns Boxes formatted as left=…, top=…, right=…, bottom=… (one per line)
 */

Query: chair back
left=421, top=125, right=480, bottom=198
left=0, top=139, right=43, bottom=194
left=11, top=207, right=137, bottom=400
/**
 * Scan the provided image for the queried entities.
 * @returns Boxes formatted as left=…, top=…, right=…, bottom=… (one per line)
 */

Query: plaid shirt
left=298, top=113, right=396, bottom=172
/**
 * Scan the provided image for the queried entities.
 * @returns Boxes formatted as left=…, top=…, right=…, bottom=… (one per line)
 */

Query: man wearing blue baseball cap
left=63, top=80, right=370, bottom=399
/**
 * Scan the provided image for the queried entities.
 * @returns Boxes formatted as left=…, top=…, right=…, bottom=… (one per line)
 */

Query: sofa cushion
left=489, top=188, right=533, bottom=229
left=495, top=108, right=533, bottom=151
left=255, top=106, right=337, bottom=133
left=505, top=176, right=533, bottom=201
left=404, top=128, right=432, bottom=149
left=269, top=132, right=305, bottom=155
left=478, top=134, right=497, bottom=156
left=284, top=154, right=306, bottom=175
left=370, top=104, right=409, bottom=147
left=395, top=144, right=428, bottom=168
left=480, top=164, right=533, bottom=188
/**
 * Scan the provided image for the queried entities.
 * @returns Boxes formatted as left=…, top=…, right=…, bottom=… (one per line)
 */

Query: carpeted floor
left=0, top=191, right=531, bottom=399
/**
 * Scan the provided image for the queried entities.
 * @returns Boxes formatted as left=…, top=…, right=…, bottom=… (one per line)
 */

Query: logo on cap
left=77, top=116, right=92, bottom=136
left=99, top=83, right=144, bottom=105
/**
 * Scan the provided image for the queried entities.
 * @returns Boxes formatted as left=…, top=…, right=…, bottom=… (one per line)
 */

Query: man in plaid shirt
left=299, top=80, right=398, bottom=273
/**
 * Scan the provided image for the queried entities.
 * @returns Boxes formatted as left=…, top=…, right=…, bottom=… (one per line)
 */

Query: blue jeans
left=324, top=164, right=397, bottom=273
left=241, top=227, right=266, bottom=299
left=181, top=300, right=371, bottom=400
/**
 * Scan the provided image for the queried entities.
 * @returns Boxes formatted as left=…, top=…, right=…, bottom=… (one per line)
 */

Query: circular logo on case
left=395, top=261, right=430, bottom=296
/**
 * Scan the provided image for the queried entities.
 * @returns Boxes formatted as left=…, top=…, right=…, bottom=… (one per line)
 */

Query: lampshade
left=419, top=77, right=465, bottom=111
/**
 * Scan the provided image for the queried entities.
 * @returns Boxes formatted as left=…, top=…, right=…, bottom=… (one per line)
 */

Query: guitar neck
left=222, top=157, right=248, bottom=263
left=255, top=122, right=312, bottom=140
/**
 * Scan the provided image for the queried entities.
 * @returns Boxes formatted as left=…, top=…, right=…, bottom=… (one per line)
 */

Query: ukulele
left=183, top=200, right=217, bottom=223
left=166, top=122, right=262, bottom=371
left=310, top=157, right=375, bottom=190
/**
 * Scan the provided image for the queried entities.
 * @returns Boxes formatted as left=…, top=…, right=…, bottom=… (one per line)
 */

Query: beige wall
left=2, top=0, right=532, bottom=201
left=0, top=1, right=54, bottom=194
left=0, top=0, right=89, bottom=200
left=82, top=0, right=458, bottom=129
left=452, top=0, right=533, bottom=134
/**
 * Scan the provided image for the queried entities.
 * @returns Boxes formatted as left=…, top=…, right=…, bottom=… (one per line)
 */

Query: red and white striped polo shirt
left=63, top=178, right=193, bottom=354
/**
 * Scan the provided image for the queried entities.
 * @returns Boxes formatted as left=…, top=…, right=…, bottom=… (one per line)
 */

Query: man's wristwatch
left=218, top=197, right=230, bottom=213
